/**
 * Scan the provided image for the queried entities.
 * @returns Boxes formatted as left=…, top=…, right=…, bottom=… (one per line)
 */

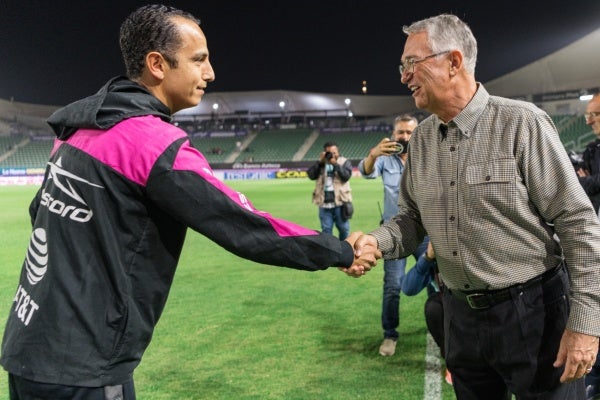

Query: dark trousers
left=8, top=374, right=136, bottom=400
left=443, top=264, right=585, bottom=400
left=425, top=291, right=445, bottom=358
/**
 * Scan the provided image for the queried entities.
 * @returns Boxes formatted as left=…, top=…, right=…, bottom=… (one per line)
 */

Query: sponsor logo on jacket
left=40, top=157, right=104, bottom=222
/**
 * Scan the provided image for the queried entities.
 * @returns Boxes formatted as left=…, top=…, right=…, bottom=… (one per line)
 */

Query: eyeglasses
left=399, top=50, right=450, bottom=76
left=585, top=112, right=600, bottom=119
left=394, top=130, right=413, bottom=134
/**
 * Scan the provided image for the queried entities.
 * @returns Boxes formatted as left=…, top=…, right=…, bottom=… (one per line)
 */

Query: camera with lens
left=325, top=151, right=334, bottom=160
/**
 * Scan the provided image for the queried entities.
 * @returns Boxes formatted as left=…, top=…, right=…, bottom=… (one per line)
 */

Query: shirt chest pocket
left=465, top=158, right=517, bottom=215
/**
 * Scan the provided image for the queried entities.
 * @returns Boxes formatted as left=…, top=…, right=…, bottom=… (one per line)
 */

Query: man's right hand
left=362, top=138, right=400, bottom=175
left=374, top=138, right=401, bottom=157
left=352, top=234, right=382, bottom=274
left=339, top=232, right=381, bottom=277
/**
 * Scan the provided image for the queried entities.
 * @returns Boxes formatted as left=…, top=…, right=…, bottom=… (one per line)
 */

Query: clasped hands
left=339, top=232, right=382, bottom=278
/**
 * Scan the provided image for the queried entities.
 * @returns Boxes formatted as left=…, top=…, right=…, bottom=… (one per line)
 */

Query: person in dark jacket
left=402, top=241, right=451, bottom=385
left=577, top=93, right=600, bottom=214
left=576, top=92, right=600, bottom=400
left=0, top=5, right=378, bottom=399
left=307, top=142, right=353, bottom=240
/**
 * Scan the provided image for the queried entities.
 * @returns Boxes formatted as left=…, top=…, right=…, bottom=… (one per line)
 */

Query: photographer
left=358, top=114, right=428, bottom=356
left=307, top=142, right=353, bottom=240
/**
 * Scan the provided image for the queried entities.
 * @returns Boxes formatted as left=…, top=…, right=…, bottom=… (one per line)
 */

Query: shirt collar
left=434, top=83, right=489, bottom=139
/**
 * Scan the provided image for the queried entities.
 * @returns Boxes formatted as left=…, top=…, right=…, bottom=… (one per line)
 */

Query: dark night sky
left=1, top=0, right=599, bottom=106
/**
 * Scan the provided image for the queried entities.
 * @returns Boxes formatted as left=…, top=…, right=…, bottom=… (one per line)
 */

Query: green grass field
left=0, top=178, right=455, bottom=399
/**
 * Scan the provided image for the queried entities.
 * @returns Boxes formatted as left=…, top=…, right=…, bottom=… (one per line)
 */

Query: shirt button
left=452, top=251, right=458, bottom=256
left=449, top=216, right=455, bottom=221
left=485, top=175, right=491, bottom=181
left=450, top=181, right=455, bottom=186
left=450, top=146, right=456, bottom=152
left=464, top=284, right=470, bottom=289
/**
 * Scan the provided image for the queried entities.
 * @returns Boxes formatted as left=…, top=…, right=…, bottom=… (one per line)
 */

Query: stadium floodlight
left=212, top=103, right=219, bottom=110
left=279, top=101, right=285, bottom=109
left=344, top=98, right=351, bottom=106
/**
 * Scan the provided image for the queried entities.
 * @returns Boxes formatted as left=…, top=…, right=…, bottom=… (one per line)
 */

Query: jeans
left=319, top=206, right=349, bottom=240
left=382, top=237, right=429, bottom=339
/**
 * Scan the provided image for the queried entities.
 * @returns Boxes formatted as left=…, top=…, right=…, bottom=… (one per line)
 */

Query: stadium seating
left=0, top=119, right=594, bottom=170
left=189, top=135, right=242, bottom=163
left=0, top=138, right=53, bottom=168
left=233, top=128, right=313, bottom=162
left=0, top=135, right=26, bottom=153
left=554, top=114, right=594, bottom=151
left=303, top=130, right=388, bottom=161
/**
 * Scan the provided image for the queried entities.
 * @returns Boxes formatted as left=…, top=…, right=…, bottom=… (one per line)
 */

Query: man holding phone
left=359, top=114, right=429, bottom=356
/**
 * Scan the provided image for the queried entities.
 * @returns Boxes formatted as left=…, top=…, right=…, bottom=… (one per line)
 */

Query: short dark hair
left=323, top=141, right=338, bottom=150
left=119, top=4, right=201, bottom=79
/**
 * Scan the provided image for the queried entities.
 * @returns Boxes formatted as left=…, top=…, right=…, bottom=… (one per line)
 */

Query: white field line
left=423, top=332, right=442, bottom=400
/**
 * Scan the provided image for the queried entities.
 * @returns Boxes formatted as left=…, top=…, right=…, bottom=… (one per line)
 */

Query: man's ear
left=145, top=51, right=166, bottom=80
left=448, top=50, right=463, bottom=76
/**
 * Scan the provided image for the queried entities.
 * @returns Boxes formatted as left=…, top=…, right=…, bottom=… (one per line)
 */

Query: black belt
left=449, top=262, right=564, bottom=310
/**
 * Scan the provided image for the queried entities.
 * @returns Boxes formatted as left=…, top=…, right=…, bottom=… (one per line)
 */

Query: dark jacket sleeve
left=145, top=141, right=354, bottom=271
left=580, top=142, right=600, bottom=197
left=307, top=162, right=323, bottom=180
left=402, top=253, right=435, bottom=296
left=335, top=159, right=353, bottom=182
left=579, top=174, right=600, bottom=197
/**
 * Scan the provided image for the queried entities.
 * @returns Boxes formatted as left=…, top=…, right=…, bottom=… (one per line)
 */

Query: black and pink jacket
left=1, top=77, right=354, bottom=387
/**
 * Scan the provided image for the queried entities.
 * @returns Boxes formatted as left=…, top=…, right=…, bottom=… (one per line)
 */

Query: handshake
left=339, top=231, right=382, bottom=278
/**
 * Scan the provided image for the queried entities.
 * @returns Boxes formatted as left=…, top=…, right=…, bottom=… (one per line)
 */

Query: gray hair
left=402, top=14, right=477, bottom=75
left=394, top=114, right=418, bottom=125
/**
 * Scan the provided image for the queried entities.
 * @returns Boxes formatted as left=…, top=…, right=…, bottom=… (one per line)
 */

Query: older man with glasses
left=577, top=93, right=600, bottom=214
left=351, top=13, right=600, bottom=400
left=575, top=93, right=600, bottom=400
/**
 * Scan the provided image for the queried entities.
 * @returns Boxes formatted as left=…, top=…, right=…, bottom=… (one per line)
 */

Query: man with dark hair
left=0, top=5, right=377, bottom=399
left=307, top=141, right=353, bottom=240
left=353, top=13, right=600, bottom=399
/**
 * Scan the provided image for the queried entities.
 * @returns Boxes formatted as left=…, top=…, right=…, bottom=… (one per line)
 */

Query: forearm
left=361, top=153, right=377, bottom=175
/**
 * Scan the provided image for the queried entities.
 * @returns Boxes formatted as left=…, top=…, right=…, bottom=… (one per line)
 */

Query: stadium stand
left=303, top=130, right=389, bottom=161
left=0, top=92, right=596, bottom=171
left=233, top=128, right=314, bottom=162
left=189, top=134, right=244, bottom=163
left=0, top=120, right=595, bottom=171
left=554, top=114, right=594, bottom=151
left=0, top=138, right=53, bottom=168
